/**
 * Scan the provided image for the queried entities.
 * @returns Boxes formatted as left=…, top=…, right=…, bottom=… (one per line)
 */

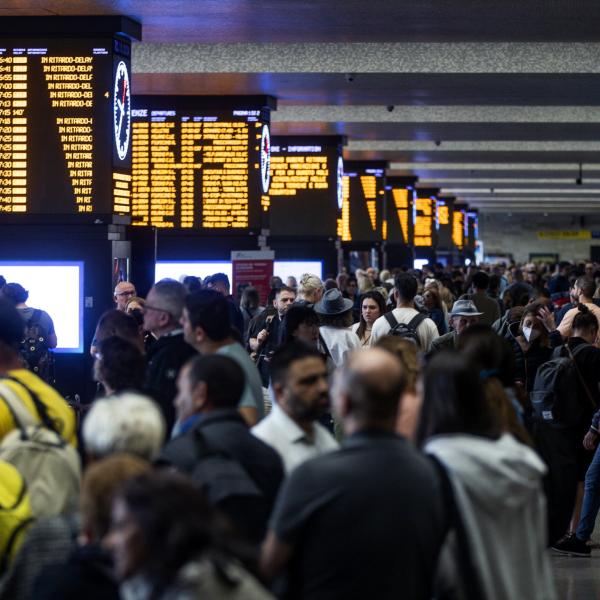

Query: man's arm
left=260, top=531, right=294, bottom=582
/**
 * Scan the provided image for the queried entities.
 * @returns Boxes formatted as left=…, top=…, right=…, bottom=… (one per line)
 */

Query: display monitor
left=131, top=96, right=275, bottom=230
left=385, top=177, right=416, bottom=245
left=0, top=261, right=83, bottom=353
left=267, top=136, right=344, bottom=237
left=155, top=261, right=232, bottom=284
left=340, top=161, right=387, bottom=242
left=414, top=190, right=436, bottom=248
left=155, top=260, right=323, bottom=286
left=0, top=32, right=135, bottom=217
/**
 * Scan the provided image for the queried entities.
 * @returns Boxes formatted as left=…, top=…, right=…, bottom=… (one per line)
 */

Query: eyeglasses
left=115, top=290, right=136, bottom=297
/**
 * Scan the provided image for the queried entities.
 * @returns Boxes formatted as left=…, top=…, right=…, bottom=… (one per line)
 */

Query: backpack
left=0, top=378, right=80, bottom=518
left=384, top=311, right=428, bottom=348
left=159, top=428, right=267, bottom=543
left=20, top=310, right=53, bottom=383
left=0, top=460, right=34, bottom=575
left=530, top=344, right=596, bottom=428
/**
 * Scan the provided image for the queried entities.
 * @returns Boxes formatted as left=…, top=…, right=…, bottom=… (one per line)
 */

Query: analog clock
left=113, top=61, right=131, bottom=161
left=260, top=124, right=270, bottom=194
left=337, top=156, right=344, bottom=209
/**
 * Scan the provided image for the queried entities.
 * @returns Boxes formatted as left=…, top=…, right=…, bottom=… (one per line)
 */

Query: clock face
left=260, top=124, right=270, bottom=194
left=113, top=61, right=131, bottom=161
left=337, top=156, right=344, bottom=209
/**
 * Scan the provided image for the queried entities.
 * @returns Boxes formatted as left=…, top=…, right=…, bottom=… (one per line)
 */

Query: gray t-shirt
left=216, top=342, right=265, bottom=420
left=18, top=307, right=55, bottom=339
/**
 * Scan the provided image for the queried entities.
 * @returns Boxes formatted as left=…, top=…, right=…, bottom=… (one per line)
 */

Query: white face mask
left=522, top=326, right=540, bottom=342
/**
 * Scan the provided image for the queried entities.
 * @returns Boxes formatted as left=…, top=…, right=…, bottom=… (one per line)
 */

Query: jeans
left=577, top=441, right=600, bottom=541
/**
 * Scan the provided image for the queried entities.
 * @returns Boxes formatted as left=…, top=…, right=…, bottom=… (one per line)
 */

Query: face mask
left=522, top=326, right=540, bottom=342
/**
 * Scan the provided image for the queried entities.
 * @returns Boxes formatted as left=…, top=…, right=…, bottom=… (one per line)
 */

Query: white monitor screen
left=155, top=262, right=233, bottom=284
left=0, top=261, right=84, bottom=353
left=413, top=259, right=429, bottom=270
left=273, top=261, right=323, bottom=283
left=155, top=261, right=323, bottom=286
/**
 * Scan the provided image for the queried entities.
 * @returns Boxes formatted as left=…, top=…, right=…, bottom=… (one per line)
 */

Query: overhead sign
left=537, top=231, right=591, bottom=240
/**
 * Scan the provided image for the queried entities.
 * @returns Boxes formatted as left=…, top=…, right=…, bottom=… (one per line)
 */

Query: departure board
left=0, top=20, right=138, bottom=218
left=267, top=136, right=344, bottom=237
left=385, top=177, right=415, bottom=245
left=452, top=207, right=465, bottom=249
left=414, top=189, right=437, bottom=247
left=339, top=161, right=386, bottom=242
left=466, top=211, right=479, bottom=251
left=436, top=197, right=454, bottom=249
left=130, top=96, right=275, bottom=230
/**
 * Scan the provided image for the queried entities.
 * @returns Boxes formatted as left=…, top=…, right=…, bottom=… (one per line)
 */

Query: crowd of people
left=1, top=259, right=600, bottom=598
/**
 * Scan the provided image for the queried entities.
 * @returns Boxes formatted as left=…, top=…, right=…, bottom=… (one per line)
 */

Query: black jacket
left=143, top=331, right=197, bottom=433
left=505, top=323, right=552, bottom=393
left=158, top=409, right=284, bottom=544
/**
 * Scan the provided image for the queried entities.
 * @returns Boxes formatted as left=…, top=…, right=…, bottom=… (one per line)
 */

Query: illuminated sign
left=131, top=96, right=275, bottom=229
left=267, top=135, right=344, bottom=237
left=414, top=197, right=434, bottom=247
left=385, top=178, right=415, bottom=245
left=453, top=209, right=465, bottom=249
left=341, top=161, right=386, bottom=242
left=0, top=32, right=135, bottom=217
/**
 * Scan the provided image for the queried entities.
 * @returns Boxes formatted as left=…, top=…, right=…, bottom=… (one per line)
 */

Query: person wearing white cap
left=428, top=298, right=483, bottom=356
left=314, top=289, right=360, bottom=367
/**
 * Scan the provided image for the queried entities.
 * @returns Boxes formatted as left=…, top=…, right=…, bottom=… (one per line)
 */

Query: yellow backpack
left=0, top=460, right=34, bottom=574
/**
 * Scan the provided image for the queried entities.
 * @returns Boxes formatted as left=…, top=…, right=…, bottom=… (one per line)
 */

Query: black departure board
left=0, top=18, right=139, bottom=218
left=453, top=205, right=466, bottom=250
left=414, top=189, right=437, bottom=248
left=466, top=211, right=479, bottom=251
left=436, top=197, right=454, bottom=249
left=339, top=161, right=386, bottom=242
left=267, top=136, right=344, bottom=237
left=385, top=177, right=416, bottom=245
left=130, top=96, right=275, bottom=230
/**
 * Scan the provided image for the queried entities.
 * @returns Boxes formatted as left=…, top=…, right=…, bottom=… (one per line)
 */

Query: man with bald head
left=113, top=281, right=136, bottom=312
left=261, top=348, right=447, bottom=599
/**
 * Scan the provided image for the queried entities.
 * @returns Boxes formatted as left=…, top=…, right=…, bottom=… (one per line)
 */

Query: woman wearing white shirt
left=351, top=291, right=386, bottom=346
left=314, top=288, right=360, bottom=367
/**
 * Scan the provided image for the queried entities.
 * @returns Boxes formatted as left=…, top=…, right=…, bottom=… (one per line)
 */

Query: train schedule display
left=0, top=18, right=139, bottom=218
left=130, top=96, right=275, bottom=230
left=267, top=136, right=344, bottom=237
left=339, top=161, right=386, bottom=243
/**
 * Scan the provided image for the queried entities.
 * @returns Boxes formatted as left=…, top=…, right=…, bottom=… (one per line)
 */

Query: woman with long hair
left=351, top=291, right=386, bottom=346
left=418, top=352, right=555, bottom=600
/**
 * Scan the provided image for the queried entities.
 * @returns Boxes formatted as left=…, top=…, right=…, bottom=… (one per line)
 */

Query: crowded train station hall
left=1, top=2, right=600, bottom=598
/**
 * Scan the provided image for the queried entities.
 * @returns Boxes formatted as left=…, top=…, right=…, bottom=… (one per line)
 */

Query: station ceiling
left=7, top=0, right=600, bottom=214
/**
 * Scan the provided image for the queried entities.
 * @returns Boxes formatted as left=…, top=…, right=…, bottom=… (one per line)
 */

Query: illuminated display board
left=452, top=207, right=465, bottom=249
left=130, top=96, right=275, bottom=230
left=385, top=177, right=415, bottom=245
left=436, top=197, right=454, bottom=249
left=413, top=189, right=437, bottom=247
left=339, top=161, right=386, bottom=242
left=267, top=136, right=345, bottom=237
left=0, top=18, right=138, bottom=218
left=467, top=210, right=479, bottom=250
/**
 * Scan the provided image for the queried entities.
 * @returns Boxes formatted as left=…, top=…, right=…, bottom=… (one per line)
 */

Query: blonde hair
left=374, top=336, right=420, bottom=393
left=298, top=273, right=323, bottom=302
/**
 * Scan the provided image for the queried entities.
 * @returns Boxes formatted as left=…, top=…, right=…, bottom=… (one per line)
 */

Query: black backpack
left=384, top=311, right=428, bottom=348
left=158, top=428, right=268, bottom=543
left=20, top=310, right=53, bottom=382
left=530, top=344, right=596, bottom=428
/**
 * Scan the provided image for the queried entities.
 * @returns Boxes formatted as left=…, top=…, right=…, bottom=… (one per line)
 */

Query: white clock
left=113, top=61, right=131, bottom=161
left=260, top=124, right=270, bottom=194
